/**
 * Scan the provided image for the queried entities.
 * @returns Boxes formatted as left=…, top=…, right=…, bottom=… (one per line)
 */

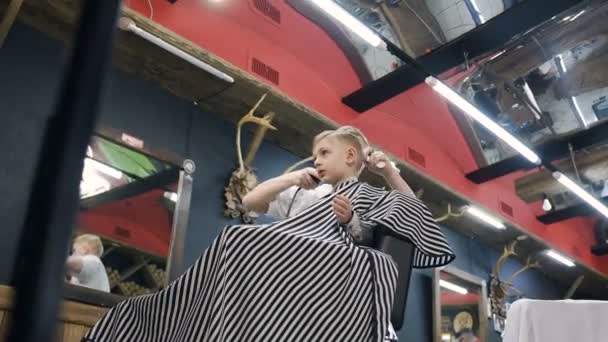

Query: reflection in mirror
left=434, top=267, right=488, bottom=342
left=453, top=2, right=608, bottom=166
left=333, top=0, right=403, bottom=80
left=66, top=133, right=187, bottom=297
left=297, top=1, right=528, bottom=82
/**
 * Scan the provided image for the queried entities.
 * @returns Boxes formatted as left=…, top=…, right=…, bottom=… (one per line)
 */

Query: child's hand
left=333, top=195, right=353, bottom=224
left=364, top=147, right=396, bottom=177
left=288, top=167, right=320, bottom=190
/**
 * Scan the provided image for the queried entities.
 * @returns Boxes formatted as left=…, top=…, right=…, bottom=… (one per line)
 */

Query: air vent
left=251, top=58, right=280, bottom=85
left=408, top=148, right=426, bottom=168
left=253, top=0, right=281, bottom=24
left=500, top=201, right=514, bottom=217
left=114, top=226, right=131, bottom=239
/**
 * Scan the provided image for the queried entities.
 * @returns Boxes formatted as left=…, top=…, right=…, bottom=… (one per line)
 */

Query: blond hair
left=313, top=126, right=369, bottom=173
left=74, top=234, right=104, bottom=257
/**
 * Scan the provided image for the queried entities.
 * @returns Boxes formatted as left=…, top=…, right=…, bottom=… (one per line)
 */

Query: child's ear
left=346, top=146, right=356, bottom=165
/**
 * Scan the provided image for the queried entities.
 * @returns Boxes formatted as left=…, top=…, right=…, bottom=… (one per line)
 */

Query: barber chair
left=373, top=227, right=415, bottom=330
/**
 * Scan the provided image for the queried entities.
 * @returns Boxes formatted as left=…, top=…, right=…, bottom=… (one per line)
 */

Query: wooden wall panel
left=0, top=286, right=109, bottom=342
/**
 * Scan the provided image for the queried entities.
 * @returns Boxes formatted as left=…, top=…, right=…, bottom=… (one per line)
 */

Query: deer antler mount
left=224, top=94, right=277, bottom=223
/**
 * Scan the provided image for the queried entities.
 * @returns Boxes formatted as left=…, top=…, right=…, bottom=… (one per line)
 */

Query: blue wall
left=98, top=62, right=300, bottom=268
left=1, top=23, right=563, bottom=341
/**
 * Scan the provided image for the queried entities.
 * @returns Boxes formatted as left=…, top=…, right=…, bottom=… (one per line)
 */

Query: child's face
left=72, top=242, right=91, bottom=256
left=312, top=136, right=358, bottom=185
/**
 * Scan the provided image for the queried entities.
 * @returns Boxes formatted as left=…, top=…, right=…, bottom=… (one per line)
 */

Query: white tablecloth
left=503, top=299, right=608, bottom=342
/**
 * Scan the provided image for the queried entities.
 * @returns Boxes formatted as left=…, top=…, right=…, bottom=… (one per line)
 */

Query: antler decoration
left=224, top=93, right=277, bottom=223
left=505, top=257, right=540, bottom=285
left=489, top=240, right=540, bottom=322
left=435, top=203, right=465, bottom=223
left=236, top=94, right=277, bottom=175
left=494, top=241, right=518, bottom=276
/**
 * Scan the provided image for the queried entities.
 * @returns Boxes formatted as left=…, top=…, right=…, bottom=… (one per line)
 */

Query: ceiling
left=449, top=0, right=608, bottom=224
left=335, top=0, right=585, bottom=111
left=2, top=0, right=607, bottom=298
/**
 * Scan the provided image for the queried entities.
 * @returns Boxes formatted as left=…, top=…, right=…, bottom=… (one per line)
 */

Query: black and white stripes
left=83, top=180, right=454, bottom=341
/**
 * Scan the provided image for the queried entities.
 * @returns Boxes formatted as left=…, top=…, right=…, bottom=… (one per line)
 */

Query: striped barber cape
left=83, top=180, right=454, bottom=342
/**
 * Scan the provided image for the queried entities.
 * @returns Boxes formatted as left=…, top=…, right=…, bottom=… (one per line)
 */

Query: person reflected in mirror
left=66, top=234, right=110, bottom=292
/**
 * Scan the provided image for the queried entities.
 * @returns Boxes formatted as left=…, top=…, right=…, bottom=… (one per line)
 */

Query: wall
left=97, top=61, right=302, bottom=268
left=0, top=285, right=109, bottom=342
left=0, top=22, right=66, bottom=285
left=1, top=23, right=563, bottom=341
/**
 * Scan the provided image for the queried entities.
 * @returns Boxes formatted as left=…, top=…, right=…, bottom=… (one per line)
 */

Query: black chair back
left=374, top=233, right=415, bottom=330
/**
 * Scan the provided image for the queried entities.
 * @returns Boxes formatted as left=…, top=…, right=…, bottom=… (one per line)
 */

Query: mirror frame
left=433, top=266, right=489, bottom=342
left=82, top=125, right=194, bottom=292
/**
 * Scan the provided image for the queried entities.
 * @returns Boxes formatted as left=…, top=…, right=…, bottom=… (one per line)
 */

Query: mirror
left=289, top=0, right=528, bottom=84
left=451, top=2, right=607, bottom=167
left=66, top=129, right=193, bottom=297
left=433, top=267, right=488, bottom=342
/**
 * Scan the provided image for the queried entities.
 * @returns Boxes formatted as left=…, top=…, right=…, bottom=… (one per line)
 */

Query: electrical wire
left=147, top=0, right=154, bottom=20
left=186, top=83, right=236, bottom=157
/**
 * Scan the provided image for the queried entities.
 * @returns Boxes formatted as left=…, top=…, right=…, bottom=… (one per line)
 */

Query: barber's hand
left=364, top=147, right=396, bottom=177
left=333, top=195, right=353, bottom=224
left=288, top=167, right=320, bottom=190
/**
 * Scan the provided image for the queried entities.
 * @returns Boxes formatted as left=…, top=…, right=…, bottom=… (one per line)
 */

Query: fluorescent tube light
left=439, top=279, right=468, bottom=295
left=488, top=49, right=506, bottom=61
left=466, top=206, right=506, bottom=230
left=118, top=17, right=235, bottom=83
left=545, top=250, right=575, bottom=267
left=426, top=76, right=541, bottom=164
left=569, top=10, right=585, bottom=22
left=308, top=0, right=385, bottom=48
left=553, top=171, right=608, bottom=218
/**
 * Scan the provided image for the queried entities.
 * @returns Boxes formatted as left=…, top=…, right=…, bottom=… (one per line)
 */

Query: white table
left=503, top=299, right=608, bottom=342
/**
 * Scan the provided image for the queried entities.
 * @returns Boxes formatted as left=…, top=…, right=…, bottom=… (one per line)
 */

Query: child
left=243, top=126, right=415, bottom=244
left=66, top=234, right=110, bottom=293
left=243, top=126, right=415, bottom=341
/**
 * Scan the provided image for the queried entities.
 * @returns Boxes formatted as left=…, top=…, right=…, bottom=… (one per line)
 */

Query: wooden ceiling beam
left=565, top=45, right=608, bottom=96
left=488, top=5, right=608, bottom=80
left=515, top=146, right=608, bottom=203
